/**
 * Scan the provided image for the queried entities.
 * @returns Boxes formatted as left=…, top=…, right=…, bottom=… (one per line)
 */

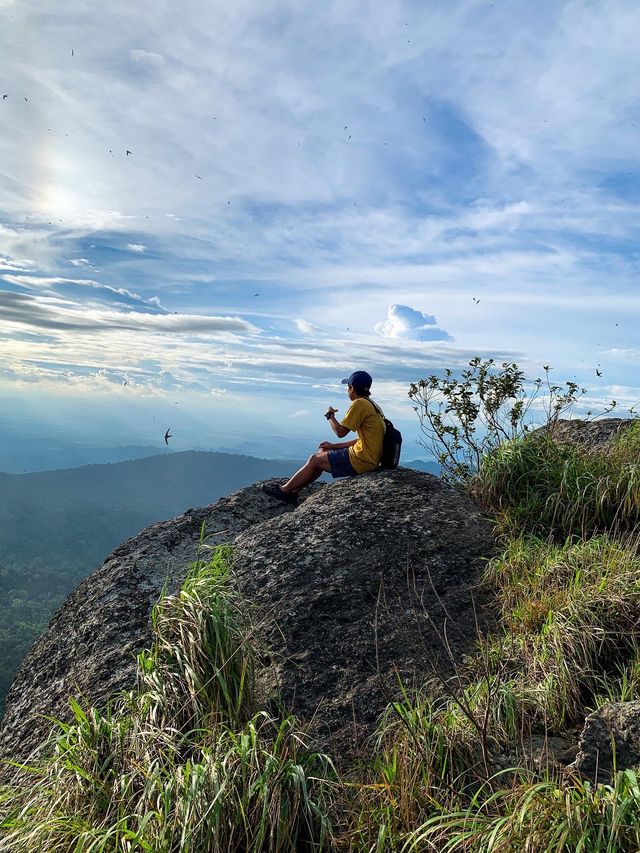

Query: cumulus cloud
left=604, top=348, right=640, bottom=360
left=375, top=304, right=452, bottom=342
left=68, top=258, right=99, bottom=272
left=125, top=243, right=146, bottom=253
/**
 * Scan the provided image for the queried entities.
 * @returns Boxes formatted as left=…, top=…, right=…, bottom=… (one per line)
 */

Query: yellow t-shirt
left=341, top=398, right=384, bottom=474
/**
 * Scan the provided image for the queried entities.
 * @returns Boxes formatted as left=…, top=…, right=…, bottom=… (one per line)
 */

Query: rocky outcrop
left=545, top=417, right=637, bottom=453
left=569, top=701, right=640, bottom=783
left=0, top=468, right=495, bottom=767
left=232, top=469, right=495, bottom=759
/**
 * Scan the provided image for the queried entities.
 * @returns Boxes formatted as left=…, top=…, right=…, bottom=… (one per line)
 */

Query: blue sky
left=1, top=0, right=639, bottom=462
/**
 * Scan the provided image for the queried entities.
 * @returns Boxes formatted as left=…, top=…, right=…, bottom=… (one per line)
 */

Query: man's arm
left=320, top=438, right=357, bottom=450
left=326, top=412, right=350, bottom=438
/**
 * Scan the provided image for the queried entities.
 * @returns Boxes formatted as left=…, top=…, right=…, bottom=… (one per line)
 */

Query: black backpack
left=368, top=400, right=402, bottom=469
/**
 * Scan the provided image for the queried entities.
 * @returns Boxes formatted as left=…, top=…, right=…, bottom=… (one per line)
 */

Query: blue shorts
left=327, top=448, right=358, bottom=479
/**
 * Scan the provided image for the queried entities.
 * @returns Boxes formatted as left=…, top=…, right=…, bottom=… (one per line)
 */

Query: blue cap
left=341, top=370, right=372, bottom=389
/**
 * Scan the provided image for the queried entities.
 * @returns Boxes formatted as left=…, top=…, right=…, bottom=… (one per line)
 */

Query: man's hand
left=318, top=441, right=335, bottom=451
left=324, top=406, right=338, bottom=420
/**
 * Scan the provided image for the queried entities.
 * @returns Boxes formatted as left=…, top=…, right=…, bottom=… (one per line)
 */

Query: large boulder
left=568, top=701, right=640, bottom=783
left=0, top=468, right=495, bottom=767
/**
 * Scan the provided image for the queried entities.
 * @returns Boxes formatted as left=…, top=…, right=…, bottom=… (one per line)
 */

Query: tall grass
left=333, top=692, right=482, bottom=851
left=0, top=547, right=334, bottom=852
left=468, top=535, right=640, bottom=731
left=472, top=427, right=640, bottom=539
left=407, top=769, right=640, bottom=852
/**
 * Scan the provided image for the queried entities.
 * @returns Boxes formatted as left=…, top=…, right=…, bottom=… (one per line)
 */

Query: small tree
left=408, top=358, right=587, bottom=483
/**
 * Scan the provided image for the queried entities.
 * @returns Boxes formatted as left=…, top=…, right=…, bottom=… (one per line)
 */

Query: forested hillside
left=0, top=451, right=302, bottom=716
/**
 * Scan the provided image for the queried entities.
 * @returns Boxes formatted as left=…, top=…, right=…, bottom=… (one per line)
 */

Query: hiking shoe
left=261, top=483, right=298, bottom=505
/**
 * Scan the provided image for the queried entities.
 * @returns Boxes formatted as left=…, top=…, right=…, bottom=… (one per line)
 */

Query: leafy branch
left=408, top=358, right=591, bottom=483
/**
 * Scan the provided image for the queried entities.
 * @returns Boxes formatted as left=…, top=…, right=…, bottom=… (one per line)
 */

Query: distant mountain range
left=0, top=451, right=306, bottom=570
left=403, top=458, right=441, bottom=476
left=0, top=452, right=440, bottom=574
left=0, top=442, right=172, bottom=474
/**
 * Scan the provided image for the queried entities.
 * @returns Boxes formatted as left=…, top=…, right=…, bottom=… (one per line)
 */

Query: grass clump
left=0, top=546, right=333, bottom=852
left=407, top=769, right=640, bottom=852
left=334, top=692, right=483, bottom=851
left=473, top=427, right=640, bottom=539
left=475, top=535, right=640, bottom=730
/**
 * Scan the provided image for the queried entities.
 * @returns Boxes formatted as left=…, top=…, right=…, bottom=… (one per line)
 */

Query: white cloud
left=125, top=243, right=146, bottom=253
left=130, top=49, right=165, bottom=67
left=375, top=304, right=451, bottom=342
left=0, top=255, right=34, bottom=272
left=3, top=274, right=164, bottom=311
left=68, top=258, right=91, bottom=267
left=0, top=291, right=261, bottom=335
left=604, top=348, right=640, bottom=360
left=295, top=318, right=321, bottom=334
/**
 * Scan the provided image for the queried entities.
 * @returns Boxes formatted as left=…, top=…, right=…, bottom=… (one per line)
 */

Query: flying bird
left=164, top=428, right=172, bottom=445
left=71, top=49, right=74, bottom=56
left=472, top=297, right=481, bottom=304
left=126, top=149, right=132, bottom=156
left=195, top=174, right=203, bottom=179
left=123, top=379, right=127, bottom=386
left=2, top=94, right=7, bottom=100
left=596, top=369, right=602, bottom=377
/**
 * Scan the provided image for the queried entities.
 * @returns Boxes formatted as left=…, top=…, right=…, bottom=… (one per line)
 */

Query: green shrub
left=409, top=358, right=586, bottom=483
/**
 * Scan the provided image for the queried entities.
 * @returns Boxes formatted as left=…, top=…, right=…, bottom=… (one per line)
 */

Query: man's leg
left=281, top=451, right=331, bottom=493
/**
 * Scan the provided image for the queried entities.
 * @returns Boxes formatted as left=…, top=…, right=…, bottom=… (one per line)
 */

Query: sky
left=1, top=0, right=639, bottom=465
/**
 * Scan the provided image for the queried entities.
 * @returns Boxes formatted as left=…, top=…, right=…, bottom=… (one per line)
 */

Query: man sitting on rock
left=262, top=370, right=385, bottom=504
